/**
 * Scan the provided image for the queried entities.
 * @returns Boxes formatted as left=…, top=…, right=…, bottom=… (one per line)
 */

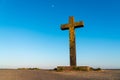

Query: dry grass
left=0, top=69, right=119, bottom=80
left=54, top=70, right=120, bottom=80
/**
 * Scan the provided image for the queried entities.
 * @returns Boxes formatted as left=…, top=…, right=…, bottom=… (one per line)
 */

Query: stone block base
left=56, top=66, right=91, bottom=71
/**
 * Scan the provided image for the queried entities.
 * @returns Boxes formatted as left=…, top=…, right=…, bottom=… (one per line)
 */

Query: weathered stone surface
left=57, top=66, right=91, bottom=71
left=61, top=16, right=84, bottom=66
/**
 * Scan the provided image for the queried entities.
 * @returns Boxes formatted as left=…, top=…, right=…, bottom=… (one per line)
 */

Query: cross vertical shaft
left=69, top=17, right=76, bottom=66
left=61, top=16, right=84, bottom=67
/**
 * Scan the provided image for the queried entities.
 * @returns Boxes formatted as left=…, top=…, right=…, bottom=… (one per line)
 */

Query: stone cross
left=61, top=16, right=84, bottom=66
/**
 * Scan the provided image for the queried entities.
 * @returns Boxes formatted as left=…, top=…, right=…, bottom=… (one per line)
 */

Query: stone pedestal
left=57, top=66, right=91, bottom=71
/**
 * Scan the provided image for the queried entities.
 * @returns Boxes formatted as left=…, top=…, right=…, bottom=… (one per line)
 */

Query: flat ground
left=0, top=69, right=120, bottom=80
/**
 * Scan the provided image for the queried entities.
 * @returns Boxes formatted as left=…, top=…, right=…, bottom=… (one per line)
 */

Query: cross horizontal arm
left=74, top=21, right=84, bottom=28
left=61, top=24, right=70, bottom=30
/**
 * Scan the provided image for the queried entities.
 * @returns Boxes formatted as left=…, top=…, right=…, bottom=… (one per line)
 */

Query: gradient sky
left=0, top=0, right=120, bottom=69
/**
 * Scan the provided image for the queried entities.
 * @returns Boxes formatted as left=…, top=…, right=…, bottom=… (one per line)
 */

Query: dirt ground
left=0, top=69, right=119, bottom=80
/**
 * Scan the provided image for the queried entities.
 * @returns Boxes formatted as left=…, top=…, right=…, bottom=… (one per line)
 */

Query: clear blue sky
left=0, top=0, right=120, bottom=69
